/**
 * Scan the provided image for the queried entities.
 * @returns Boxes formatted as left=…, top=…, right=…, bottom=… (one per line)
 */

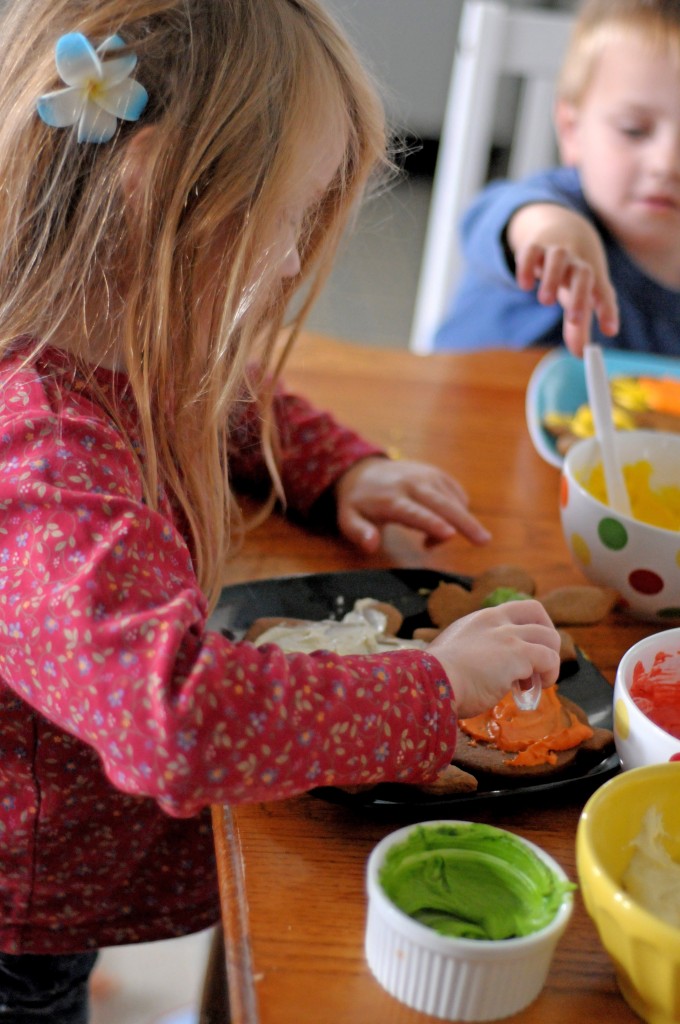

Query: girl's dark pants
left=0, top=951, right=97, bottom=1023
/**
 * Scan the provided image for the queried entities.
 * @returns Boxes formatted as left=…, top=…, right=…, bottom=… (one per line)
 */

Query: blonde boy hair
left=0, top=0, right=388, bottom=609
left=558, top=0, right=680, bottom=104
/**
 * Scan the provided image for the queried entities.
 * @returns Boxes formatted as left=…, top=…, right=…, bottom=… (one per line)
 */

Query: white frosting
left=254, top=598, right=426, bottom=655
left=622, top=807, right=680, bottom=927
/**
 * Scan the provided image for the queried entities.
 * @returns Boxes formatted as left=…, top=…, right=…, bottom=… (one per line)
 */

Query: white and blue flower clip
left=37, top=32, right=148, bottom=144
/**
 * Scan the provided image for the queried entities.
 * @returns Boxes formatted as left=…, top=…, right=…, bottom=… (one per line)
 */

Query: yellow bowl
left=576, top=764, right=680, bottom=1024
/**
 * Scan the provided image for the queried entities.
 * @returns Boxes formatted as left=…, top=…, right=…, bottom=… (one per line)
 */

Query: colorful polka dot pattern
left=561, top=472, right=680, bottom=620
left=597, top=517, right=627, bottom=550
left=614, top=697, right=630, bottom=740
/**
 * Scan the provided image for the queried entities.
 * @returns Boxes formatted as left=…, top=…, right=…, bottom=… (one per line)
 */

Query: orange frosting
left=638, top=376, right=680, bottom=416
left=459, top=687, right=593, bottom=766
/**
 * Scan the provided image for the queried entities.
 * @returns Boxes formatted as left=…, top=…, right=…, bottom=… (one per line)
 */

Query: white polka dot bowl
left=365, top=821, right=574, bottom=1022
left=560, top=430, right=680, bottom=623
left=613, top=628, right=680, bottom=771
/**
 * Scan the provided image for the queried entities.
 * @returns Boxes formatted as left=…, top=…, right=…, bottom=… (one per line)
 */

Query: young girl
left=0, top=0, right=561, bottom=1020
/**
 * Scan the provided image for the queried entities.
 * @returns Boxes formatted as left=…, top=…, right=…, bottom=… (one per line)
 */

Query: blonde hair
left=0, top=0, right=389, bottom=609
left=558, top=0, right=680, bottom=103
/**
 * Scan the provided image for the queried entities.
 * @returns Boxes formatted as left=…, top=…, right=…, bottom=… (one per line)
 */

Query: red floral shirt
left=0, top=343, right=458, bottom=953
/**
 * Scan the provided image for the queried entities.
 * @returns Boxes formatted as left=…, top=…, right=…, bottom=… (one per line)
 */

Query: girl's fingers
left=375, top=495, right=464, bottom=542
left=426, top=508, right=491, bottom=546
left=407, top=485, right=492, bottom=545
left=337, top=507, right=380, bottom=552
left=493, top=598, right=554, bottom=630
left=336, top=462, right=492, bottom=550
left=378, top=478, right=491, bottom=545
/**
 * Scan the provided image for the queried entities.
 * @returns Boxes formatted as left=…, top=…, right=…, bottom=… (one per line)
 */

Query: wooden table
left=212, top=333, right=657, bottom=1023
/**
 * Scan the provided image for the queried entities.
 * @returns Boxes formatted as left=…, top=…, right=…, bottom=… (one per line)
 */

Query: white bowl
left=365, top=821, right=573, bottom=1022
left=614, top=628, right=680, bottom=770
left=560, top=430, right=680, bottom=623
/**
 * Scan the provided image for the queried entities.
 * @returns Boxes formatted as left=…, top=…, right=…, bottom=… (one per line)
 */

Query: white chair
left=409, top=0, right=574, bottom=353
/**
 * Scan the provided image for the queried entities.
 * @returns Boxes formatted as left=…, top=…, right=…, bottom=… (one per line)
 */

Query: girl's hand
left=427, top=600, right=561, bottom=718
left=334, top=457, right=491, bottom=553
left=508, top=203, right=619, bottom=356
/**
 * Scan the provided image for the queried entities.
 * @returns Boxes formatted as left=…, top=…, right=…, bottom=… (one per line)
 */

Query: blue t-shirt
left=433, top=166, right=680, bottom=355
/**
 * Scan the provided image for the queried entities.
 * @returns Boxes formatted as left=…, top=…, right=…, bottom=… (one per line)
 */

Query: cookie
left=539, top=585, right=620, bottom=625
left=471, top=565, right=536, bottom=601
left=244, top=616, right=309, bottom=642
left=453, top=695, right=613, bottom=782
left=426, top=581, right=476, bottom=627
left=360, top=599, right=403, bottom=635
left=413, top=762, right=478, bottom=795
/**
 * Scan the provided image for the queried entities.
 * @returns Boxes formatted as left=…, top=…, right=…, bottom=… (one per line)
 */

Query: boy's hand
left=508, top=203, right=619, bottom=355
left=334, top=457, right=492, bottom=553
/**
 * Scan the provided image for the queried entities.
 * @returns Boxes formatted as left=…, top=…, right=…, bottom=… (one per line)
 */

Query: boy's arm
left=457, top=170, right=617, bottom=354
left=458, top=176, right=570, bottom=280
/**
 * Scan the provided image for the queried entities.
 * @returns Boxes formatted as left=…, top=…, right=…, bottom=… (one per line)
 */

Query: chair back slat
left=409, top=0, right=573, bottom=354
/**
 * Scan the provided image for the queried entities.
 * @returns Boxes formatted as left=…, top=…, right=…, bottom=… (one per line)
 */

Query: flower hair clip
left=37, top=32, right=148, bottom=144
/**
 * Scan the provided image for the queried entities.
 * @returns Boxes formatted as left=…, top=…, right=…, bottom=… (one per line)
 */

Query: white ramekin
left=365, top=820, right=574, bottom=1022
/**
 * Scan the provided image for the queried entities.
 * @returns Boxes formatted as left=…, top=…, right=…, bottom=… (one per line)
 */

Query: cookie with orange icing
left=454, top=686, right=613, bottom=780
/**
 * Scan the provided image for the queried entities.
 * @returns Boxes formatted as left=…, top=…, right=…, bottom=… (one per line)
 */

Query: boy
left=434, top=0, right=680, bottom=356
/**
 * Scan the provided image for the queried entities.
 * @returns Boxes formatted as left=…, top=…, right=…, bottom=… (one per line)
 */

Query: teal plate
left=525, top=347, right=680, bottom=468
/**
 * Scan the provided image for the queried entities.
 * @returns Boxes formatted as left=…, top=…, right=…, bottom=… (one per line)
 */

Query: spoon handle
left=584, top=344, right=632, bottom=517
left=511, top=673, right=543, bottom=712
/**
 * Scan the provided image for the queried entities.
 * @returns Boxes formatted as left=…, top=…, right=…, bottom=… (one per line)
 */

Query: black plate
left=208, top=569, right=619, bottom=813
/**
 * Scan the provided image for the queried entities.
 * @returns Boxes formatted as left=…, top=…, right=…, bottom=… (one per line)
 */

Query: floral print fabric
left=0, top=343, right=458, bottom=953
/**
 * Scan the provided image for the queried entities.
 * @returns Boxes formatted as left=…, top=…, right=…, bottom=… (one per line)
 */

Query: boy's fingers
left=515, top=245, right=544, bottom=289
left=594, top=286, right=620, bottom=336
left=562, top=314, right=591, bottom=355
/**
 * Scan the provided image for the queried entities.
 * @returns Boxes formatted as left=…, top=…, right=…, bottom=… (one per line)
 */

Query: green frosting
left=481, top=587, right=532, bottom=607
left=379, top=823, right=574, bottom=941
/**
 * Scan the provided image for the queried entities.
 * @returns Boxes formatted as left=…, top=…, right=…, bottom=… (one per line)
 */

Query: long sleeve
left=458, top=170, right=588, bottom=282
left=435, top=165, right=680, bottom=354
left=0, top=352, right=458, bottom=819
left=229, top=386, right=384, bottom=516
left=433, top=167, right=588, bottom=351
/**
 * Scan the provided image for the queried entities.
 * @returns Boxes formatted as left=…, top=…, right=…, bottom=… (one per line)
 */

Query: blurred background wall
left=322, top=0, right=462, bottom=143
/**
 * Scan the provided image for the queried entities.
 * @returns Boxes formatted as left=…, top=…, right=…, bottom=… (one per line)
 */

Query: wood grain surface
left=212, top=333, right=657, bottom=1023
